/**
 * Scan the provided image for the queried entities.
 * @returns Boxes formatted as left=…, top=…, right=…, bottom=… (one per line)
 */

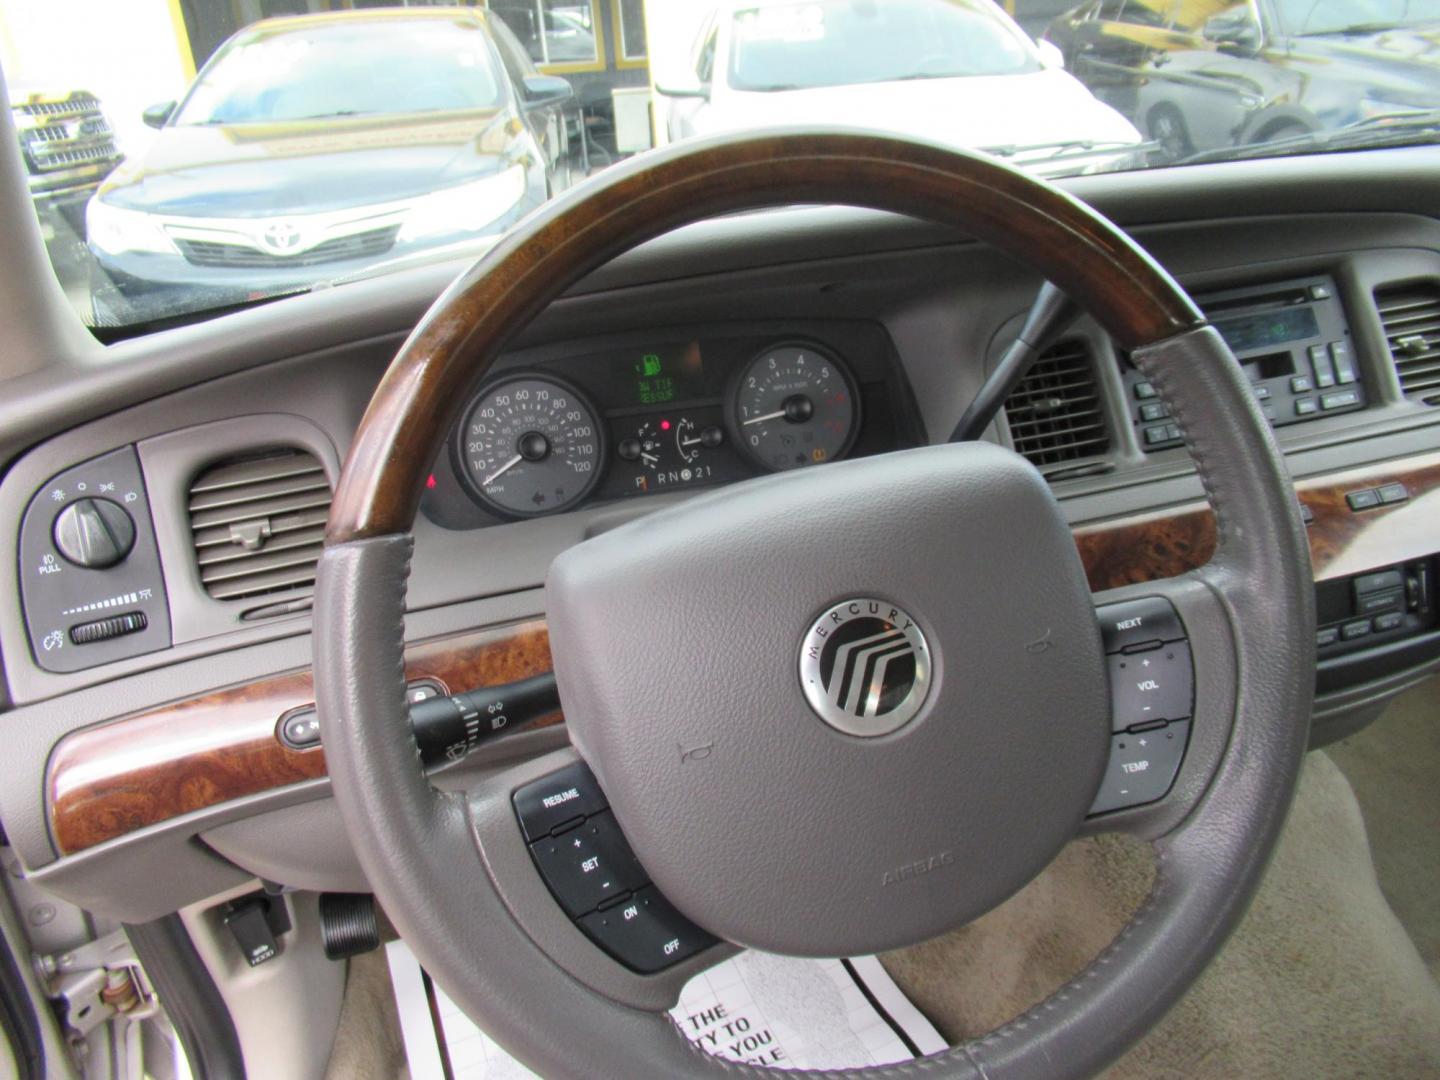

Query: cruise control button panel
left=1091, top=598, right=1194, bottom=815
left=514, top=762, right=717, bottom=972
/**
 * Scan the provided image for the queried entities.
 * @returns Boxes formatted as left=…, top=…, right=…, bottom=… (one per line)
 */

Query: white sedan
left=658, top=0, right=1144, bottom=177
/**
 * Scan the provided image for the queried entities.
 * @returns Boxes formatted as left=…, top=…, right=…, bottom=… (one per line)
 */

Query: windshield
left=3, top=0, right=1438, bottom=334
left=727, top=0, right=1040, bottom=91
left=173, top=20, right=506, bottom=125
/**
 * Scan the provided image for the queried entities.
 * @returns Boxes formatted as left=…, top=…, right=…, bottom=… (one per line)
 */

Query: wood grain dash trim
left=1075, top=451, right=1440, bottom=591
left=48, top=620, right=554, bottom=856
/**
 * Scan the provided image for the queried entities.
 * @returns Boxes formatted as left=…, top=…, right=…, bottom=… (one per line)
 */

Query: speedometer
left=732, top=343, right=859, bottom=471
left=456, top=375, right=604, bottom=517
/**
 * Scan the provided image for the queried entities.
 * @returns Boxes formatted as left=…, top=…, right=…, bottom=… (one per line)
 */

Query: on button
left=578, top=886, right=716, bottom=973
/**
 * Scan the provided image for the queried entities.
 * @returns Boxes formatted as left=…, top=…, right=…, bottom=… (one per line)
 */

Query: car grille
left=175, top=225, right=401, bottom=269
left=16, top=95, right=120, bottom=175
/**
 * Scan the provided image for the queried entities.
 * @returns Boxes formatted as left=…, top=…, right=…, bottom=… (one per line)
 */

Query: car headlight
left=86, top=198, right=177, bottom=256
left=398, top=166, right=528, bottom=243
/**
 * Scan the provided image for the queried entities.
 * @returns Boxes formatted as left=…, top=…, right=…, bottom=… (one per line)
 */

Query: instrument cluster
left=423, top=322, right=917, bottom=527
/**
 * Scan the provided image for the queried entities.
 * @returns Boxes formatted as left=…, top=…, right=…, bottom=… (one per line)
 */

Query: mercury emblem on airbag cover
left=800, top=598, right=931, bottom=737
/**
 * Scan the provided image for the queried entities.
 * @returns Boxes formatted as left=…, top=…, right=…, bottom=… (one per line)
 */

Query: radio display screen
left=1214, top=307, right=1319, bottom=353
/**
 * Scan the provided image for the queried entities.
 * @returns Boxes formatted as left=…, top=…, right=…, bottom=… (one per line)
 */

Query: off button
left=579, top=886, right=717, bottom=973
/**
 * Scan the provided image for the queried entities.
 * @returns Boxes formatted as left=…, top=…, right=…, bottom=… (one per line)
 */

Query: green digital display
left=615, top=342, right=706, bottom=406
left=1214, top=307, right=1319, bottom=353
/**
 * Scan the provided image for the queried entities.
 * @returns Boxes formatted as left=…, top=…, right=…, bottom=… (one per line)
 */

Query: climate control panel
left=18, top=447, right=170, bottom=673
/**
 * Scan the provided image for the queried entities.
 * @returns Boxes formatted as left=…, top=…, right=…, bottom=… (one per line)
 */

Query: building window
left=489, top=0, right=600, bottom=66
left=617, top=0, right=646, bottom=61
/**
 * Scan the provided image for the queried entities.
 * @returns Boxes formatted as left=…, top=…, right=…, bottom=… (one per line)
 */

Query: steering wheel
left=315, top=130, right=1314, bottom=1078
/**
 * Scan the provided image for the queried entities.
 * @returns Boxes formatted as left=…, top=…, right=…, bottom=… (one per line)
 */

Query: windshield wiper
left=1301, top=20, right=1402, bottom=35
left=289, top=109, right=373, bottom=121
left=1177, top=108, right=1440, bottom=165
left=982, top=137, right=1153, bottom=162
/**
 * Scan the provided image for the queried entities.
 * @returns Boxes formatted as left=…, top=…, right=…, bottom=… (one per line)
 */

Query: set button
left=529, top=810, right=649, bottom=918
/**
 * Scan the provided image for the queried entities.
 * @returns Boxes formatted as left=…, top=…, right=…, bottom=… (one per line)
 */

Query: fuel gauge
left=616, top=421, right=665, bottom=470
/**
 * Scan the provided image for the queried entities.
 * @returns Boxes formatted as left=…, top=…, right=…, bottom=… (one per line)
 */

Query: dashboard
left=3, top=148, right=1440, bottom=925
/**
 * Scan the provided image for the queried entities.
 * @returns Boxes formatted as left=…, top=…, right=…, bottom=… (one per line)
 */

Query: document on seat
left=387, top=941, right=947, bottom=1078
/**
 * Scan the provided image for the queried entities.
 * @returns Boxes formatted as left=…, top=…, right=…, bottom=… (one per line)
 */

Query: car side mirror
left=1202, top=13, right=1261, bottom=54
left=1036, top=39, right=1065, bottom=70
left=520, top=74, right=573, bottom=109
left=654, top=82, right=709, bottom=100
left=142, top=101, right=175, bottom=129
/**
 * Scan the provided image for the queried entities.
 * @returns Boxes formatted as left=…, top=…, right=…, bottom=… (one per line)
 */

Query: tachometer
left=732, top=343, right=858, bottom=471
left=456, top=375, right=604, bottom=517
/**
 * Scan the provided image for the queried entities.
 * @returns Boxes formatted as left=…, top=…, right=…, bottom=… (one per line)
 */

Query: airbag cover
left=547, top=442, right=1108, bottom=955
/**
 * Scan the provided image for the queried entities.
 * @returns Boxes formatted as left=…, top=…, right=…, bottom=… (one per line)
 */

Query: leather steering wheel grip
left=314, top=130, right=1314, bottom=1078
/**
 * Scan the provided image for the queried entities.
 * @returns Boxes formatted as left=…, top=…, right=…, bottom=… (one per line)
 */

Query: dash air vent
left=187, top=448, right=331, bottom=602
left=1375, top=283, right=1440, bottom=398
left=1003, top=340, right=1111, bottom=467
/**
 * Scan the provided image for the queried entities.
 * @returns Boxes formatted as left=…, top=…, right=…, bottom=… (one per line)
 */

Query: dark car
left=1046, top=0, right=1440, bottom=157
left=86, top=8, right=572, bottom=323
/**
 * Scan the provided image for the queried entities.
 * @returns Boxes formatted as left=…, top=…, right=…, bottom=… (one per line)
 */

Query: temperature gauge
left=674, top=417, right=725, bottom=463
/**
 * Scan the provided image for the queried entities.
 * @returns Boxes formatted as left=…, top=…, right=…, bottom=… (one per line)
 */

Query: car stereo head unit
left=1122, top=274, right=1365, bottom=451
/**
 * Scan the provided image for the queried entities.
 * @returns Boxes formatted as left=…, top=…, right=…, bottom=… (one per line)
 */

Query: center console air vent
left=187, top=448, right=331, bottom=602
left=1375, top=283, right=1440, bottom=398
left=1003, top=340, right=1110, bottom=467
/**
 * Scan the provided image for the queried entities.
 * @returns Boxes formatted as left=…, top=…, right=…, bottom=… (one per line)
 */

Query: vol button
left=1107, top=641, right=1193, bottom=731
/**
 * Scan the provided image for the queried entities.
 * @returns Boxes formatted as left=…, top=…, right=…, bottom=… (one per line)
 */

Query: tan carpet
left=881, top=750, right=1440, bottom=1079
left=1328, top=680, right=1440, bottom=980
left=323, top=950, right=409, bottom=1080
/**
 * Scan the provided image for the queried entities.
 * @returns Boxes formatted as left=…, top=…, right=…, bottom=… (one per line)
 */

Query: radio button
left=1330, top=341, right=1357, bottom=384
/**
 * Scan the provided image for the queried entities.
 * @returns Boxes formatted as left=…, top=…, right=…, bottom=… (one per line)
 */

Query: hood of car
left=98, top=108, right=522, bottom=216
left=703, top=69, right=1141, bottom=152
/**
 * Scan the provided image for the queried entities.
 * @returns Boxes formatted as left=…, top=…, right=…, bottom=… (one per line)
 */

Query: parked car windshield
left=1276, top=0, right=1434, bottom=35
left=727, top=0, right=1039, bottom=91
left=3, top=0, right=1438, bottom=335
left=173, top=20, right=506, bottom=125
